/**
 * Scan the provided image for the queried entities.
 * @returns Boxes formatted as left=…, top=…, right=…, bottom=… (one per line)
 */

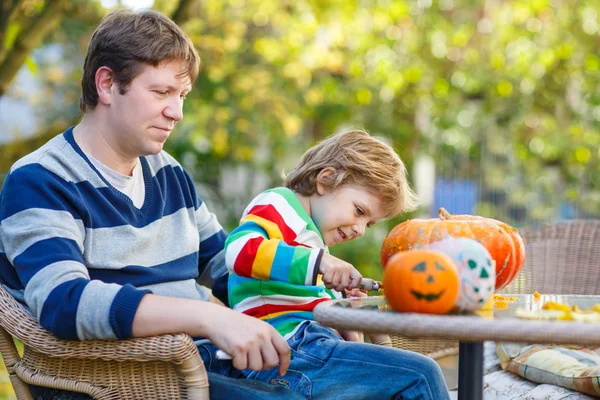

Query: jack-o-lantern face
left=410, top=260, right=449, bottom=301
left=384, top=250, right=460, bottom=315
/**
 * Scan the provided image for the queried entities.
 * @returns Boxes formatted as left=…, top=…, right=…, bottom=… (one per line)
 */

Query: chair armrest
left=0, top=286, right=198, bottom=364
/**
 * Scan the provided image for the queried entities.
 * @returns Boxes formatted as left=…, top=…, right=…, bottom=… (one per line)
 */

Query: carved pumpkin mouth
left=410, top=290, right=445, bottom=301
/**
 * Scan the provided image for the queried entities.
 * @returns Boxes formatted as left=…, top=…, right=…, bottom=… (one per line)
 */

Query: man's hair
left=79, top=9, right=200, bottom=113
left=284, top=129, right=419, bottom=218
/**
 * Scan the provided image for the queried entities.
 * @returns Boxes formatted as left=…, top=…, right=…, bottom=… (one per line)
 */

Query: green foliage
left=3, top=0, right=600, bottom=271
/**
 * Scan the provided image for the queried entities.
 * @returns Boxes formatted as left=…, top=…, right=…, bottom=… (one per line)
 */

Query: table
left=313, top=294, right=600, bottom=400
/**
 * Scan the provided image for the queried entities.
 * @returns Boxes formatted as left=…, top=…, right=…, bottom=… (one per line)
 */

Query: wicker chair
left=389, top=219, right=600, bottom=359
left=0, top=284, right=209, bottom=400
left=500, top=219, right=600, bottom=296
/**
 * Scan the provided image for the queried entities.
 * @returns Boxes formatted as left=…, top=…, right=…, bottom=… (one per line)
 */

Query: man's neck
left=73, top=113, right=138, bottom=176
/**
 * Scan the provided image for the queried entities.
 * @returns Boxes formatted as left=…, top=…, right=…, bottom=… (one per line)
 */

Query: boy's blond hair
left=284, top=130, right=419, bottom=217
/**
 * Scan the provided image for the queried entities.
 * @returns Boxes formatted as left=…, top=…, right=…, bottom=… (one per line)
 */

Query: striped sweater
left=0, top=127, right=227, bottom=341
left=225, top=187, right=340, bottom=338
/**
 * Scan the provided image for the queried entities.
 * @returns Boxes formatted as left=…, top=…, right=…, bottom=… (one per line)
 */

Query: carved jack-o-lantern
left=383, top=250, right=460, bottom=314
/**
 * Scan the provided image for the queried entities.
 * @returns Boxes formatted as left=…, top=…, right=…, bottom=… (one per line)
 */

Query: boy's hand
left=319, top=253, right=362, bottom=291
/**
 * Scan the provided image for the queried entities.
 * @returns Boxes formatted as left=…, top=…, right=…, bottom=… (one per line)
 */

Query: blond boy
left=225, top=130, right=450, bottom=399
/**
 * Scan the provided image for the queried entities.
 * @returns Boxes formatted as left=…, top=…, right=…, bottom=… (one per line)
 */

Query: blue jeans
left=197, top=342, right=306, bottom=400
left=241, top=321, right=451, bottom=400
left=31, top=373, right=300, bottom=400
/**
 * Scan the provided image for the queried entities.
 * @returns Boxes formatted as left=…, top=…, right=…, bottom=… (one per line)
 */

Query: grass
left=0, top=339, right=21, bottom=400
left=0, top=359, right=16, bottom=400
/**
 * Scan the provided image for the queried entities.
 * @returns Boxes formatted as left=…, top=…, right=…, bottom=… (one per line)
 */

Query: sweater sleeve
left=0, top=165, right=149, bottom=340
left=224, top=193, right=322, bottom=286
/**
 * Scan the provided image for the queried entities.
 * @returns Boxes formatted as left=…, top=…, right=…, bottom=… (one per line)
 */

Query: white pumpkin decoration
left=429, top=237, right=495, bottom=311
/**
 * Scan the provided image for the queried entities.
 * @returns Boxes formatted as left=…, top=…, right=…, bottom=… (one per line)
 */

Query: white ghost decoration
left=429, top=237, right=495, bottom=312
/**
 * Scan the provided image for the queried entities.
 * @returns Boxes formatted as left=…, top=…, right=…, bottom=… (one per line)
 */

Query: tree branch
left=0, top=0, right=23, bottom=64
left=171, top=0, right=200, bottom=26
left=0, top=0, right=69, bottom=97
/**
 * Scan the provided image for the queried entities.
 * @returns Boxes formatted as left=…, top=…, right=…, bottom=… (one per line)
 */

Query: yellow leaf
left=212, top=128, right=229, bottom=156
left=25, top=57, right=37, bottom=75
left=496, top=81, right=513, bottom=97
left=355, top=88, right=372, bottom=104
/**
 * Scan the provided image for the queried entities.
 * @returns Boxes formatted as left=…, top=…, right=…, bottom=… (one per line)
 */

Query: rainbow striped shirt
left=225, top=187, right=339, bottom=338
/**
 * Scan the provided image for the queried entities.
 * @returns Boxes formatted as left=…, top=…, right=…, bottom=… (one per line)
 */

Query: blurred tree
left=2, top=0, right=600, bottom=270
left=0, top=0, right=70, bottom=96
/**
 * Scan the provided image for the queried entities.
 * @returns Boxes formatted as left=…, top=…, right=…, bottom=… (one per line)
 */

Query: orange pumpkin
left=384, top=250, right=460, bottom=314
left=381, top=208, right=525, bottom=291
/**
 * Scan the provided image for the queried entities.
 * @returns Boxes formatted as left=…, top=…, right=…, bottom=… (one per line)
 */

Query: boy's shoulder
left=243, top=187, right=321, bottom=238
left=247, top=187, right=298, bottom=211
left=244, top=187, right=326, bottom=248
left=263, top=186, right=295, bottom=199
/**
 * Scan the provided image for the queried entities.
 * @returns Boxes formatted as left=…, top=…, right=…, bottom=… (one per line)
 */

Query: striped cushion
left=496, top=342, right=600, bottom=397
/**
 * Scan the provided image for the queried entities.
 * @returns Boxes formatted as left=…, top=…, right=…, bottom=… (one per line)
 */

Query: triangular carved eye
left=468, top=260, right=477, bottom=269
left=412, top=262, right=426, bottom=272
left=435, top=261, right=445, bottom=271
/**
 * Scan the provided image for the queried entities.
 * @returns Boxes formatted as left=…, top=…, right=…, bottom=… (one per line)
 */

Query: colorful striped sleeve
left=224, top=191, right=323, bottom=286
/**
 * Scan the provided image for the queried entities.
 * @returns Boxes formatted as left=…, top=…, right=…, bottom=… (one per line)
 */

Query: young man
left=224, top=130, right=451, bottom=399
left=0, top=9, right=302, bottom=400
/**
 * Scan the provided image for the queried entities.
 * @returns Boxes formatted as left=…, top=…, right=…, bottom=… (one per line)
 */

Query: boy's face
left=310, top=184, right=386, bottom=247
left=105, top=59, right=192, bottom=159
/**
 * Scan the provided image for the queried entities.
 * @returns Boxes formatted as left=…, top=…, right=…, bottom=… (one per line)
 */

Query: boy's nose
left=352, top=224, right=365, bottom=237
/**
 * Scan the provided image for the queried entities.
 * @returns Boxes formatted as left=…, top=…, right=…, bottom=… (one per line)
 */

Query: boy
left=0, top=9, right=302, bottom=400
left=225, top=130, right=451, bottom=399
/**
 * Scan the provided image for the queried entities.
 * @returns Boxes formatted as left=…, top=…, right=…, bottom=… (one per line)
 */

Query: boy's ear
left=95, top=66, right=116, bottom=106
left=316, top=167, right=336, bottom=195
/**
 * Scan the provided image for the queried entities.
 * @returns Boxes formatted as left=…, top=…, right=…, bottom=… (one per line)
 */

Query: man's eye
left=355, top=206, right=364, bottom=216
left=180, top=94, right=188, bottom=100
left=154, top=90, right=167, bottom=96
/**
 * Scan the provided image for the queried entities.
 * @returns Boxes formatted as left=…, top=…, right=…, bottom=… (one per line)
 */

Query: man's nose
left=164, top=97, right=184, bottom=122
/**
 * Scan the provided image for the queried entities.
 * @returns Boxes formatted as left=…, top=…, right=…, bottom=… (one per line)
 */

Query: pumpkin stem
left=438, top=208, right=452, bottom=220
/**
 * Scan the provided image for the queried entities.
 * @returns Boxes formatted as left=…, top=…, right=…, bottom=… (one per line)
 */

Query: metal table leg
left=457, top=341, right=484, bottom=400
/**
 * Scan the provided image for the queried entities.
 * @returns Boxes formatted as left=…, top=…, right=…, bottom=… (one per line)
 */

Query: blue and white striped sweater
left=0, top=127, right=227, bottom=341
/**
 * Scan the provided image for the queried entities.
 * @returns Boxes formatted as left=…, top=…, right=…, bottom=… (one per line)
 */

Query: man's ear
left=316, top=167, right=337, bottom=195
left=95, top=66, right=116, bottom=106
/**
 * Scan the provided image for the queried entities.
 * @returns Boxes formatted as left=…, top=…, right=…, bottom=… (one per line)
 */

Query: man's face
left=107, top=59, right=192, bottom=159
left=310, top=185, right=386, bottom=247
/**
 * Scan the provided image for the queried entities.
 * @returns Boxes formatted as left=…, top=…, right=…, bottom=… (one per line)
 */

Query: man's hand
left=318, top=253, right=362, bottom=291
left=132, top=294, right=291, bottom=376
left=205, top=307, right=291, bottom=376
left=340, top=329, right=364, bottom=342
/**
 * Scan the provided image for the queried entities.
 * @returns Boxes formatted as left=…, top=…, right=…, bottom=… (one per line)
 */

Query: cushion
left=484, top=370, right=596, bottom=400
left=496, top=342, right=600, bottom=397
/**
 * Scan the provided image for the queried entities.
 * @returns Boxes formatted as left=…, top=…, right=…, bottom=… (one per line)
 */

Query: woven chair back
left=501, top=220, right=600, bottom=295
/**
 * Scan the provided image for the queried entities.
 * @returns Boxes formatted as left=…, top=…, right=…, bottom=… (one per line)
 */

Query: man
left=0, top=9, right=300, bottom=400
